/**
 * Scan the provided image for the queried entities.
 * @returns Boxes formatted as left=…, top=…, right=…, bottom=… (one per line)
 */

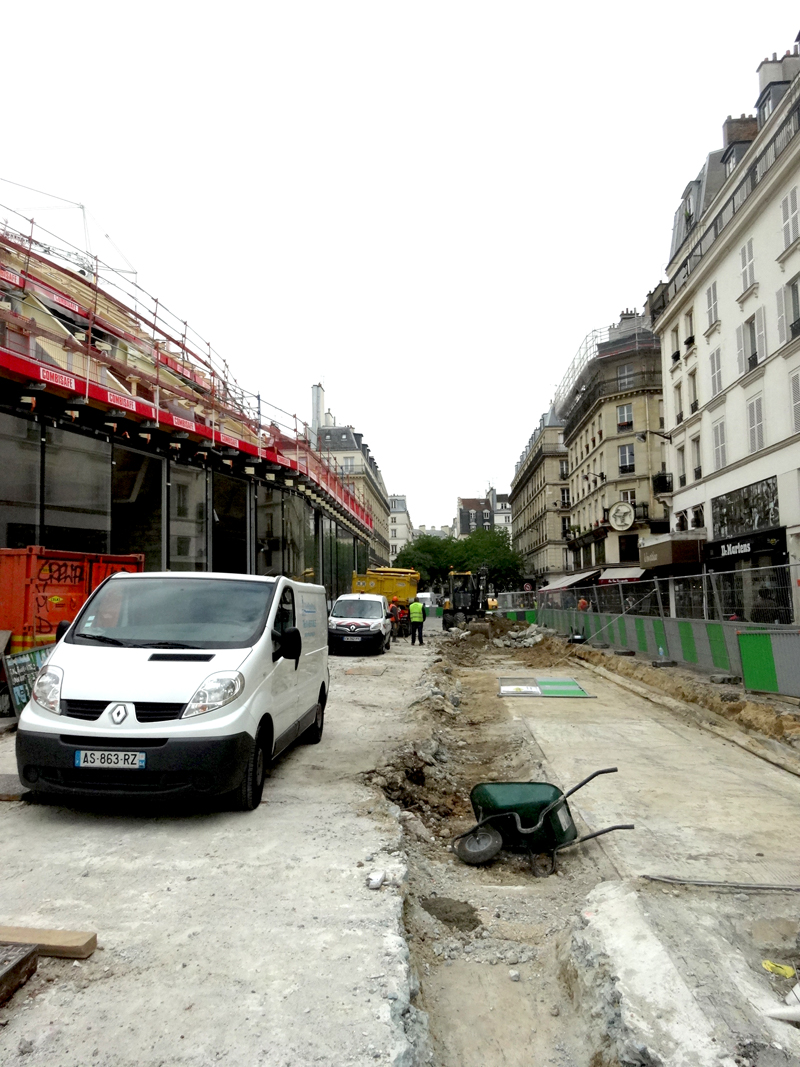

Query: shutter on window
left=741, top=244, right=749, bottom=290
left=792, top=188, right=799, bottom=245
left=748, top=239, right=755, bottom=288
left=792, top=372, right=800, bottom=433
left=756, top=396, right=764, bottom=450
left=782, top=194, right=791, bottom=248
left=706, top=285, right=714, bottom=328
left=719, top=421, right=726, bottom=467
left=755, top=305, right=767, bottom=360
left=736, top=324, right=745, bottom=374
left=777, top=288, right=787, bottom=345
left=748, top=399, right=757, bottom=452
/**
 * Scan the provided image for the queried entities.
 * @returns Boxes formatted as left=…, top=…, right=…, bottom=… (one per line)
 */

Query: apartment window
left=561, top=516, right=570, bottom=538
left=620, top=489, right=636, bottom=504
left=391, top=529, right=397, bottom=538
left=740, top=238, right=755, bottom=292
left=616, top=403, right=632, bottom=431
left=713, top=420, right=728, bottom=471
left=781, top=187, right=799, bottom=250
left=747, top=395, right=764, bottom=453
left=483, top=509, right=490, bottom=519
left=677, top=446, right=686, bottom=487
left=483, top=522, right=490, bottom=530
left=469, top=509, right=475, bottom=520
left=390, top=516, right=396, bottom=524
left=710, top=347, right=722, bottom=396
left=617, top=363, right=634, bottom=389
left=342, top=456, right=354, bottom=473
left=670, top=326, right=680, bottom=359
left=618, top=443, right=634, bottom=474
left=684, top=309, right=694, bottom=342
left=674, top=383, right=683, bottom=423
left=792, top=371, right=800, bottom=433
left=560, top=487, right=570, bottom=506
left=559, top=459, right=568, bottom=479
left=736, top=308, right=766, bottom=372
left=691, top=436, right=701, bottom=480
left=658, top=398, right=664, bottom=428
left=706, top=282, right=718, bottom=329
left=688, top=371, right=698, bottom=412
left=779, top=278, right=800, bottom=344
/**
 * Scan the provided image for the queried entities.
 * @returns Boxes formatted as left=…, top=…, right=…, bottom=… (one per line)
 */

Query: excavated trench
left=362, top=629, right=624, bottom=1066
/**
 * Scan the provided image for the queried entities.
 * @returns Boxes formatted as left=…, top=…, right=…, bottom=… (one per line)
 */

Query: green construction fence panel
left=738, top=632, right=779, bottom=693
left=678, top=621, right=698, bottom=664
left=705, top=623, right=730, bottom=671
left=617, top=615, right=627, bottom=646
left=635, top=617, right=648, bottom=653
left=652, top=618, right=669, bottom=659
left=525, top=610, right=537, bottom=625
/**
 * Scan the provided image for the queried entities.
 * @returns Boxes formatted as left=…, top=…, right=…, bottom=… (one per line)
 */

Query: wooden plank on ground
left=0, top=942, right=37, bottom=1005
left=0, top=927, right=97, bottom=959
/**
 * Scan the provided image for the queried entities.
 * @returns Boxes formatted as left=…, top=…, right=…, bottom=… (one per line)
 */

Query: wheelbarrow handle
left=554, top=823, right=635, bottom=854
left=563, top=766, right=618, bottom=799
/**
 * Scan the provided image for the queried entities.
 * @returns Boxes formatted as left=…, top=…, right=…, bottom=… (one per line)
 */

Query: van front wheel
left=235, top=732, right=267, bottom=811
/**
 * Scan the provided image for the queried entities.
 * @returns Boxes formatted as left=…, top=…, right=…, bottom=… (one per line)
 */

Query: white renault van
left=328, top=592, right=391, bottom=654
left=16, top=572, right=329, bottom=810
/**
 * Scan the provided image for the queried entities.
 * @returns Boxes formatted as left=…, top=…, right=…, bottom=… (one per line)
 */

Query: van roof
left=335, top=593, right=384, bottom=601
left=108, top=572, right=279, bottom=583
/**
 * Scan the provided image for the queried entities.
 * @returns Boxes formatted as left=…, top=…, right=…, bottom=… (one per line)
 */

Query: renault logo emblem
left=110, top=704, right=128, bottom=724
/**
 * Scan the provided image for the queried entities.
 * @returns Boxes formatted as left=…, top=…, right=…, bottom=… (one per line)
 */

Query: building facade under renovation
left=0, top=218, right=374, bottom=604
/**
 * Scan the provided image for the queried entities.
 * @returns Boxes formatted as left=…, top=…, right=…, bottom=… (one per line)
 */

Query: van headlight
left=369, top=621, right=382, bottom=631
left=182, top=672, right=244, bottom=718
left=32, top=665, right=63, bottom=715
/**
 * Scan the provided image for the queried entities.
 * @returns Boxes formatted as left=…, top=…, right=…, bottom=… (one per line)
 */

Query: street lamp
left=635, top=430, right=672, bottom=443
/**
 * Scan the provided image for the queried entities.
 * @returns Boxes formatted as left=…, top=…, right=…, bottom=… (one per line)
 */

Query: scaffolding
left=0, top=204, right=373, bottom=535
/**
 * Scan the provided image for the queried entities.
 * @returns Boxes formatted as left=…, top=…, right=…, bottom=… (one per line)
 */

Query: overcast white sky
left=2, top=3, right=798, bottom=527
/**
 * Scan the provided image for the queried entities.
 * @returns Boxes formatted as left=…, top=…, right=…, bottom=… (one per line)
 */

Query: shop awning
left=542, top=570, right=599, bottom=590
left=598, top=567, right=645, bottom=584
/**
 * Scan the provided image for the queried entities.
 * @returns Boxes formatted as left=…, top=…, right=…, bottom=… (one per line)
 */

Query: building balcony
left=618, top=463, right=635, bottom=475
left=617, top=421, right=633, bottom=433
left=671, top=350, right=681, bottom=364
left=690, top=399, right=699, bottom=413
left=791, top=318, right=800, bottom=340
left=659, top=416, right=665, bottom=428
left=748, top=352, right=758, bottom=371
left=678, top=473, right=687, bottom=487
left=652, top=472, right=673, bottom=494
left=676, top=411, right=684, bottom=424
left=683, top=335, right=695, bottom=348
left=693, top=465, right=702, bottom=480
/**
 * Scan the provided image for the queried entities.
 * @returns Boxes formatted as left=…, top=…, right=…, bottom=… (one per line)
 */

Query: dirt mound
left=420, top=897, right=480, bottom=932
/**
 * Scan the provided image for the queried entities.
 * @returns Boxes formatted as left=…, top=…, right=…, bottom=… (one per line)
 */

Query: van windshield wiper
left=73, top=633, right=126, bottom=646
left=129, top=641, right=203, bottom=649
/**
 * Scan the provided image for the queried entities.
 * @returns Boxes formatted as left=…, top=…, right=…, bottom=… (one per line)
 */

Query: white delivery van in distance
left=16, top=572, right=329, bottom=810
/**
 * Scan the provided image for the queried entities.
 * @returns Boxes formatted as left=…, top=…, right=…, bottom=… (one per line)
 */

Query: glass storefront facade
left=0, top=411, right=367, bottom=588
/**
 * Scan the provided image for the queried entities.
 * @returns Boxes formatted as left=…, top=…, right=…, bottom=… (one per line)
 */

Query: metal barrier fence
left=497, top=591, right=538, bottom=612
left=538, top=563, right=795, bottom=626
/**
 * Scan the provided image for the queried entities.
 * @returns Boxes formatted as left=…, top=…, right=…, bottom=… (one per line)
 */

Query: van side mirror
left=56, top=620, right=70, bottom=641
left=272, top=626, right=302, bottom=669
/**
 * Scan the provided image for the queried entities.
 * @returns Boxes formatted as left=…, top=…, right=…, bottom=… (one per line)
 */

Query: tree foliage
left=394, top=528, right=523, bottom=591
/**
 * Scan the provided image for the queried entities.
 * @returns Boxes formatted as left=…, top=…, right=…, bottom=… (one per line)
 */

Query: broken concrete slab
left=0, top=927, right=96, bottom=959
left=0, top=943, right=37, bottom=1006
left=710, top=673, right=742, bottom=685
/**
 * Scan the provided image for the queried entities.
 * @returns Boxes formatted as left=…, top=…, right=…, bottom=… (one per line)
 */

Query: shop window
left=46, top=427, right=111, bottom=554
left=170, top=465, right=207, bottom=571
left=618, top=534, right=639, bottom=562
left=212, top=471, right=248, bottom=574
left=255, top=485, right=283, bottom=577
left=0, top=412, right=40, bottom=548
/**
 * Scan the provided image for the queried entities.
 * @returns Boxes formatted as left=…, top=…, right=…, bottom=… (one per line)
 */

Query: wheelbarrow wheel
left=454, top=825, right=503, bottom=866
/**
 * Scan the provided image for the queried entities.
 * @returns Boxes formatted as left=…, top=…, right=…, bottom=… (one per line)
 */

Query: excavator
left=441, top=566, right=490, bottom=630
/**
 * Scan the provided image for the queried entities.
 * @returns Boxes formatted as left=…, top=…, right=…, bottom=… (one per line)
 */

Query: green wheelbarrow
left=453, top=767, right=634, bottom=876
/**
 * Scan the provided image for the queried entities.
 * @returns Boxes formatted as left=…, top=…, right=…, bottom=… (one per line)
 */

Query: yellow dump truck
left=351, top=567, right=420, bottom=605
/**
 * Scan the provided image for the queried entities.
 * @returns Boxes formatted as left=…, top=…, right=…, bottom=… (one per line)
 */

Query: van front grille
left=60, top=700, right=185, bottom=722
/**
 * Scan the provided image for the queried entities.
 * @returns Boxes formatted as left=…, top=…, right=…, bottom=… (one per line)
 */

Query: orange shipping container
left=0, top=546, right=144, bottom=654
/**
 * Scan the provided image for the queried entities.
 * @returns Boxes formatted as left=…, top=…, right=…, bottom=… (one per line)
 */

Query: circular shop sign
left=608, top=501, right=635, bottom=531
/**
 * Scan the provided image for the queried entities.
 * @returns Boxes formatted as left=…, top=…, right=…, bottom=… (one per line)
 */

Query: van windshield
left=69, top=578, right=276, bottom=649
left=331, top=600, right=383, bottom=620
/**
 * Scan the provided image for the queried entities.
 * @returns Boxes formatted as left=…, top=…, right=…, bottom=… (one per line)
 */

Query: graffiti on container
left=32, top=562, right=85, bottom=636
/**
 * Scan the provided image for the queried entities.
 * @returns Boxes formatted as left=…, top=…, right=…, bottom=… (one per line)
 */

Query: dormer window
left=469, top=509, right=476, bottom=520
left=483, top=510, right=490, bottom=519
